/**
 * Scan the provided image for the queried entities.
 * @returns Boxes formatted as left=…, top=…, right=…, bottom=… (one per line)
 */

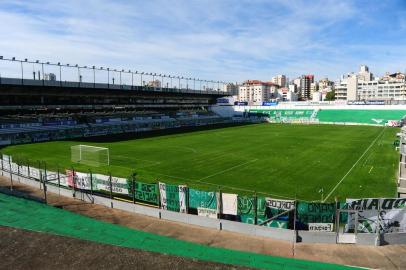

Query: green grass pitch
left=1, top=124, right=400, bottom=201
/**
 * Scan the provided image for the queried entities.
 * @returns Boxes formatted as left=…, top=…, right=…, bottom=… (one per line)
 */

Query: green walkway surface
left=0, top=193, right=362, bottom=270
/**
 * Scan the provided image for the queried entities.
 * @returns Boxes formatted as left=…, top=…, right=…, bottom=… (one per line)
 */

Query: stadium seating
left=247, top=108, right=406, bottom=125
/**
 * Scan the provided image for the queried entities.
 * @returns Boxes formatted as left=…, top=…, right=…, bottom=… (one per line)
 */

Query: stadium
left=1, top=58, right=406, bottom=270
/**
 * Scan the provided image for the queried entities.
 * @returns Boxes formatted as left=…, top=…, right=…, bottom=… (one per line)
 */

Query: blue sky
left=0, top=0, right=406, bottom=82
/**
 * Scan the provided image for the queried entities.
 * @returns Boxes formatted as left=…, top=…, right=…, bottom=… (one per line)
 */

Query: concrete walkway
left=1, top=176, right=405, bottom=269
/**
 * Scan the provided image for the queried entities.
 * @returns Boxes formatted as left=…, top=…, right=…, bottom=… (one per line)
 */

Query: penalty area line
left=323, top=127, right=386, bottom=202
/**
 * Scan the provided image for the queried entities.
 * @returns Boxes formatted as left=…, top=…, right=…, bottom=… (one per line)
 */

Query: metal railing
left=0, top=56, right=231, bottom=95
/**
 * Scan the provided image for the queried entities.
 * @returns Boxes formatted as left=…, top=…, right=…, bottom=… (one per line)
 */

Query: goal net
left=71, top=145, right=110, bottom=167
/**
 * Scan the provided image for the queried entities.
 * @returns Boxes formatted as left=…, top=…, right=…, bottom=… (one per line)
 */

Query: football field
left=1, top=124, right=399, bottom=201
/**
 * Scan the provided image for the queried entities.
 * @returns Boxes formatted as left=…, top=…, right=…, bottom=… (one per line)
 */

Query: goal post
left=71, top=145, right=110, bottom=167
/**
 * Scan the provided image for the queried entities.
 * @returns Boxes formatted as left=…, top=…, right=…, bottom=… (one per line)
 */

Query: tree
left=325, top=90, right=335, bottom=101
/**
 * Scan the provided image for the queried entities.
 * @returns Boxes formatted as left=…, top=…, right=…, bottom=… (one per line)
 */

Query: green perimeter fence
left=0, top=192, right=362, bottom=270
left=1, top=152, right=405, bottom=235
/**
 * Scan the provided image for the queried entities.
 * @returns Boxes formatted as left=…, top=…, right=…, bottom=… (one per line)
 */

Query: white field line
left=368, top=166, right=374, bottom=174
left=167, top=146, right=198, bottom=153
left=323, top=128, right=386, bottom=202
left=135, top=159, right=308, bottom=201
left=197, top=159, right=258, bottom=182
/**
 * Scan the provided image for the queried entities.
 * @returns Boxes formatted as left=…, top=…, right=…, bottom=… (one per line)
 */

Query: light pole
left=140, top=72, right=143, bottom=89
left=76, top=64, right=80, bottom=87
left=119, top=69, right=123, bottom=88
left=58, top=62, right=62, bottom=87
left=41, top=61, right=44, bottom=86
left=131, top=70, right=133, bottom=89
left=107, top=68, right=110, bottom=88
left=92, top=66, right=96, bottom=88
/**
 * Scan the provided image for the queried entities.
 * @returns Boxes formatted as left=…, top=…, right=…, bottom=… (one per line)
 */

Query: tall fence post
left=37, top=160, right=42, bottom=189
left=8, top=156, right=13, bottom=191
left=72, top=166, right=76, bottom=197
left=27, top=159, right=30, bottom=179
left=185, top=186, right=189, bottom=214
left=292, top=199, right=297, bottom=257
left=89, top=169, right=93, bottom=196
left=254, top=192, right=258, bottom=225
left=218, top=186, right=222, bottom=220
left=375, top=199, right=382, bottom=246
left=157, top=179, right=161, bottom=209
left=57, top=166, right=61, bottom=195
left=109, top=172, right=113, bottom=208
left=132, top=173, right=136, bottom=204
left=43, top=161, right=47, bottom=204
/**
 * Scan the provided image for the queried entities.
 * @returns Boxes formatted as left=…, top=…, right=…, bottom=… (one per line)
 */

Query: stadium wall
left=2, top=168, right=405, bottom=246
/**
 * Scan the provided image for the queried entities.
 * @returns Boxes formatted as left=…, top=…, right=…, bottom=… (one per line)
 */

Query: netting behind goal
left=71, top=145, right=109, bottom=167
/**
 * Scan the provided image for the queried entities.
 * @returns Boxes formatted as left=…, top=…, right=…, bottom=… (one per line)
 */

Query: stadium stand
left=0, top=80, right=245, bottom=145
left=244, top=108, right=406, bottom=126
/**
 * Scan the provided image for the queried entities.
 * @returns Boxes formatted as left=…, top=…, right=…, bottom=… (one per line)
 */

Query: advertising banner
left=189, top=188, right=218, bottom=218
left=159, top=182, right=187, bottom=213
left=309, top=223, right=334, bottom=232
left=20, top=165, right=29, bottom=178
left=11, top=162, right=19, bottom=174
left=59, top=173, right=68, bottom=187
left=297, top=202, right=336, bottom=227
left=222, top=193, right=238, bottom=215
left=189, top=188, right=217, bottom=209
left=263, top=197, right=291, bottom=228
left=93, top=174, right=129, bottom=195
left=66, top=170, right=91, bottom=190
left=134, top=181, right=159, bottom=205
left=345, top=198, right=406, bottom=233
left=237, top=196, right=289, bottom=228
left=29, top=167, right=41, bottom=180
left=45, top=170, right=58, bottom=181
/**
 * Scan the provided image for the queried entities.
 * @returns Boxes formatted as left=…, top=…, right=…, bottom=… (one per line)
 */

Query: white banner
left=197, top=207, right=218, bottom=218
left=222, top=193, right=238, bottom=215
left=159, top=182, right=167, bottom=209
left=309, top=223, right=333, bottom=232
left=266, top=198, right=295, bottom=210
left=75, top=172, right=92, bottom=190
left=346, top=198, right=406, bottom=233
left=45, top=170, right=58, bottom=181
left=20, top=165, right=29, bottom=178
left=94, top=174, right=129, bottom=195
left=179, top=185, right=187, bottom=214
left=11, top=162, right=19, bottom=174
left=29, top=167, right=41, bottom=180
left=59, top=173, right=68, bottom=187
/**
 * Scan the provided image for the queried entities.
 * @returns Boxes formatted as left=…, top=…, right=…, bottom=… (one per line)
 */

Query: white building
left=223, top=83, right=239, bottom=95
left=238, top=80, right=279, bottom=104
left=335, top=69, right=406, bottom=101
left=312, top=91, right=322, bottom=101
left=271, top=75, right=286, bottom=87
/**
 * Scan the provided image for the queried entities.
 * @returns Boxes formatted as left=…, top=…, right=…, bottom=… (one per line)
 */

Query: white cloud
left=0, top=0, right=405, bottom=82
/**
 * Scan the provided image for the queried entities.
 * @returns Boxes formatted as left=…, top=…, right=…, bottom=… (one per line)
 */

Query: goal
left=71, top=145, right=110, bottom=167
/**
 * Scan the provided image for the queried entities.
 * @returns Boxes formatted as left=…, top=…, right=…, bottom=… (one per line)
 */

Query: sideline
left=323, top=127, right=386, bottom=202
